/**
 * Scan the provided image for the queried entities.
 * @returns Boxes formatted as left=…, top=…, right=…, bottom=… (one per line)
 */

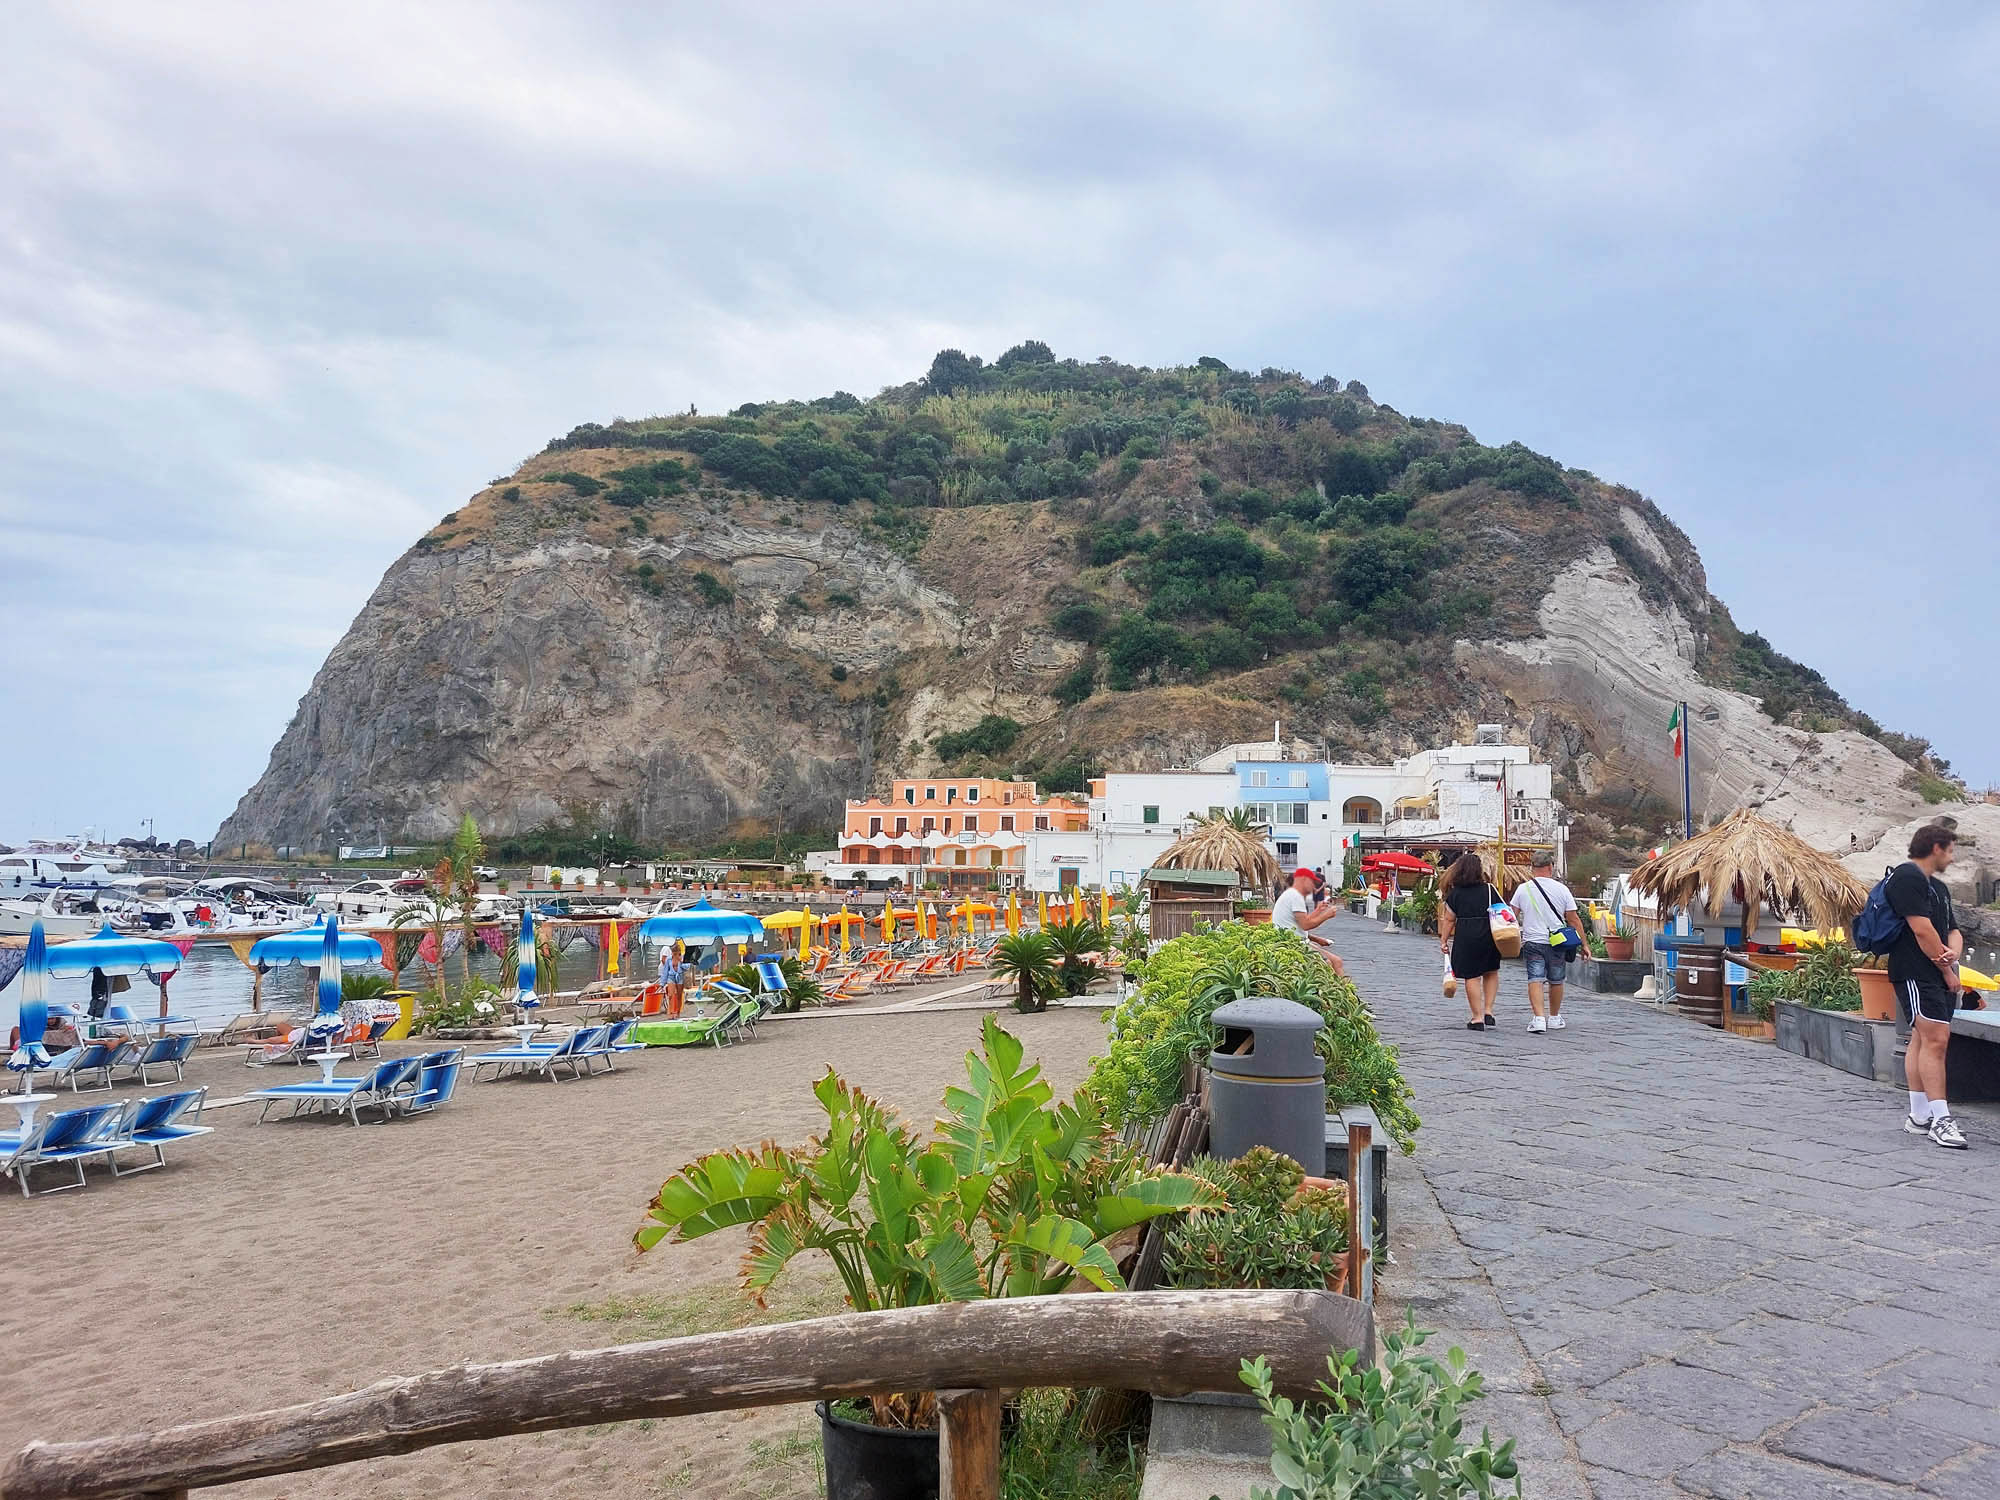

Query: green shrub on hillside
left=935, top=714, right=1022, bottom=761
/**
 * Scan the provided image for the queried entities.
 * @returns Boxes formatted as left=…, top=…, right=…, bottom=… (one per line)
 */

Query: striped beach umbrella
left=307, top=915, right=345, bottom=1040
left=7, top=920, right=52, bottom=1083
left=517, top=907, right=539, bottom=1013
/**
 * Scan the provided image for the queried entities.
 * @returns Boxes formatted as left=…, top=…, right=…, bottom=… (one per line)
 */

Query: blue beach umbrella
left=246, top=924, right=385, bottom=967
left=516, top=907, right=539, bottom=1014
left=634, top=899, right=765, bottom=947
left=42, top=925, right=186, bottom=979
left=309, top=915, right=345, bottom=1040
left=6, top=921, right=52, bottom=1083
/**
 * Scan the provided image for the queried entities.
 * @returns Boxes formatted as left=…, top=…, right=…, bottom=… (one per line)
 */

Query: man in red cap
left=1273, top=866, right=1344, bottom=976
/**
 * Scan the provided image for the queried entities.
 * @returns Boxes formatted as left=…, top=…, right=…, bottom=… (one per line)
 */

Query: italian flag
left=1667, top=705, right=1683, bottom=760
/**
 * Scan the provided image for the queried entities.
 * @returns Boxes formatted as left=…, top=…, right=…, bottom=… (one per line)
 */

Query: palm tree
left=989, top=932, right=1059, bottom=1014
left=449, top=816, right=486, bottom=988
left=1043, top=919, right=1108, bottom=997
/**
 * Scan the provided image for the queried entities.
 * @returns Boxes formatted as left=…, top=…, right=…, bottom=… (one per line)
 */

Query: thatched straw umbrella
left=1153, top=812, right=1283, bottom=895
left=1626, top=808, right=1868, bottom=934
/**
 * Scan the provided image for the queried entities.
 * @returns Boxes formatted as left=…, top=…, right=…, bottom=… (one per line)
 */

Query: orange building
left=838, top=777, right=1088, bottom=888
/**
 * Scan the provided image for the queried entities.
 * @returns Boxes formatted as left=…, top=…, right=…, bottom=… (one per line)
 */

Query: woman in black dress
left=1438, top=852, right=1502, bottom=1030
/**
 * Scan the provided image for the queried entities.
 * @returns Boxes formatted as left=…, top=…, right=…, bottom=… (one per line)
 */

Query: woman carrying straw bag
left=1438, top=852, right=1504, bottom=1031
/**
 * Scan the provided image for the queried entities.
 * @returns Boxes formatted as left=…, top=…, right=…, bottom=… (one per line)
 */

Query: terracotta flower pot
left=1604, top=937, right=1635, bottom=962
left=1238, top=908, right=1272, bottom=925
left=1855, top=967, right=1897, bottom=1022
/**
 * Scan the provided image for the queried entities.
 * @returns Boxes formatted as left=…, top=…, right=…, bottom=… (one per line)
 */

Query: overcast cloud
left=4, top=1, right=1996, bottom=844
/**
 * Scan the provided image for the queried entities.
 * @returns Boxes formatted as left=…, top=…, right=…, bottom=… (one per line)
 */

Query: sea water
left=5, top=943, right=516, bottom=1036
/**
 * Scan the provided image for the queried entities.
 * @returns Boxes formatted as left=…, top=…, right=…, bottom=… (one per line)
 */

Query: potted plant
left=634, top=1018, right=1216, bottom=1499
left=1165, top=1147, right=1351, bottom=1296
left=1235, top=895, right=1273, bottom=925
left=496, top=879, right=510, bottom=895
left=1851, top=952, right=1897, bottom=1022
left=1604, top=914, right=1636, bottom=963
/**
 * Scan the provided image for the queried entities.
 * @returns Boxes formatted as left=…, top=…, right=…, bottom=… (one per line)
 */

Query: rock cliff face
left=218, top=368, right=1965, bottom=863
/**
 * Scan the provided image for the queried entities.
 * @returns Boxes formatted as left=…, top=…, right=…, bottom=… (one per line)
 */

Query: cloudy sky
left=4, top=1, right=1996, bottom=844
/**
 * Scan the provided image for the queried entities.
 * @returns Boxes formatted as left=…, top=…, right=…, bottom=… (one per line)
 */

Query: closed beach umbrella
left=516, top=907, right=539, bottom=1013
left=1006, top=891, right=1021, bottom=935
left=916, top=900, right=930, bottom=941
left=605, top=919, right=620, bottom=977
left=309, top=915, right=345, bottom=1041
left=1037, top=890, right=1048, bottom=929
left=1102, top=888, right=1113, bottom=926
left=799, top=913, right=811, bottom=961
left=882, top=904, right=897, bottom=942
left=7, top=920, right=52, bottom=1083
left=839, top=905, right=853, bottom=955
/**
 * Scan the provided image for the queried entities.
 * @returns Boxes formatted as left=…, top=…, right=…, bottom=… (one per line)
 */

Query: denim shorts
left=1522, top=942, right=1568, bottom=985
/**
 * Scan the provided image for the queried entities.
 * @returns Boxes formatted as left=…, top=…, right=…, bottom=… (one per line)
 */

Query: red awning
left=1360, top=851, right=1433, bottom=874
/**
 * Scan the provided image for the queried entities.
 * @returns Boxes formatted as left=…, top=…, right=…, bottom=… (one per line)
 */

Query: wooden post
left=1346, top=1115, right=1373, bottom=1304
left=936, top=1388, right=1003, bottom=1500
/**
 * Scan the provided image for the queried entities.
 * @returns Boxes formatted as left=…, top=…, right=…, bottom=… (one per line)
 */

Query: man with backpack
left=1863, top=825, right=1965, bottom=1148
left=1511, top=852, right=1581, bottom=1034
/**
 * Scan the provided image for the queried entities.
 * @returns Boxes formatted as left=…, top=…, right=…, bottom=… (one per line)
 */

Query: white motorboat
left=0, top=888, right=105, bottom=937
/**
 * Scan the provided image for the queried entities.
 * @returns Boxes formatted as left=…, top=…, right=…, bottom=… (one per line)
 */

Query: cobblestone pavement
left=1341, top=917, right=2000, bottom=1500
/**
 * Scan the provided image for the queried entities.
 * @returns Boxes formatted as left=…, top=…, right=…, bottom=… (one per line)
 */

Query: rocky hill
left=217, top=347, right=1969, bottom=869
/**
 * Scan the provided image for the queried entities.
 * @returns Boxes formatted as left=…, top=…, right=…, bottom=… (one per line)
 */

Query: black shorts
left=1897, top=976, right=1956, bottom=1026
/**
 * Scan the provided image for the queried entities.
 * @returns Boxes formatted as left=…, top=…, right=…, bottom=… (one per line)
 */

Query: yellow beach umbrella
left=761, top=909, right=814, bottom=929
left=882, top=904, right=897, bottom=942
left=1006, top=891, right=1021, bottom=935
left=916, top=900, right=930, bottom=941
left=799, top=913, right=811, bottom=961
left=1101, top=888, right=1113, bottom=926
left=838, top=904, right=853, bottom=954
left=605, top=920, right=620, bottom=977
left=1037, top=890, right=1048, bottom=929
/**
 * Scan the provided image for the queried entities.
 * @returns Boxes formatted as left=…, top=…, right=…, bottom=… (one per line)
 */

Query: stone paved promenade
left=1340, top=918, right=2000, bottom=1500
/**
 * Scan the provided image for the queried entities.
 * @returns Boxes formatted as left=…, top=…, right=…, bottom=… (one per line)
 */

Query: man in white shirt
left=1510, top=853, right=1579, bottom=1034
left=1272, top=867, right=1344, bottom=976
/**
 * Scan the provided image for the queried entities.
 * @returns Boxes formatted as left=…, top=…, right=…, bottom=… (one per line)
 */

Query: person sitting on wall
left=1273, top=867, right=1344, bottom=977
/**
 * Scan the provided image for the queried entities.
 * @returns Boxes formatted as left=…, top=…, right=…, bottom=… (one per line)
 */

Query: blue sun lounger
left=470, top=1025, right=605, bottom=1081
left=122, top=1032, right=198, bottom=1085
left=578, top=1017, right=646, bottom=1073
left=1, top=1103, right=128, bottom=1197
left=43, top=1040, right=142, bottom=1093
left=392, top=1049, right=465, bottom=1116
left=109, top=1088, right=214, bottom=1174
left=254, top=1055, right=422, bottom=1125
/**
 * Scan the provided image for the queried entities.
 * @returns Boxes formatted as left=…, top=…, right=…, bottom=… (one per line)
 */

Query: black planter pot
left=817, top=1400, right=940, bottom=1500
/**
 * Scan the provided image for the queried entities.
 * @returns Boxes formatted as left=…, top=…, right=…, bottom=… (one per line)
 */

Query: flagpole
left=1680, top=699, right=1694, bottom=839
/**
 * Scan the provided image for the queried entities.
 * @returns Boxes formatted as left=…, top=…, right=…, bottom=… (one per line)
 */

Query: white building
left=985, top=729, right=1560, bottom=894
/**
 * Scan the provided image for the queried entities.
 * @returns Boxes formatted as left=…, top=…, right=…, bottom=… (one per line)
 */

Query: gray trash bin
left=1207, top=996, right=1327, bottom=1170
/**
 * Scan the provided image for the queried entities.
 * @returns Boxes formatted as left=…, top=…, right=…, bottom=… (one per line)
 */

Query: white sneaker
left=1528, top=1016, right=1547, bottom=1034
left=1930, top=1114, right=1968, bottom=1150
left=1549, top=1015, right=1567, bottom=1030
left=1905, top=1114, right=1931, bottom=1135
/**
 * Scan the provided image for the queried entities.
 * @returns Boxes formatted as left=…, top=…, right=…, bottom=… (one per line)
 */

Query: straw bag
left=1488, top=889, right=1523, bottom=960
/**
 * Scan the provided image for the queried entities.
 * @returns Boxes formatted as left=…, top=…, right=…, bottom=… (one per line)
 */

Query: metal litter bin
left=1207, top=996, right=1327, bottom=1170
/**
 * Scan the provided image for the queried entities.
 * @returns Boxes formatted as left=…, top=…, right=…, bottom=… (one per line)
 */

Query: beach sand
left=0, top=1001, right=1112, bottom=1500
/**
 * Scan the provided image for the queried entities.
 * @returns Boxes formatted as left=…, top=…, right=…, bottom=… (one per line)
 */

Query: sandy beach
left=0, top=1001, right=1112, bottom=1500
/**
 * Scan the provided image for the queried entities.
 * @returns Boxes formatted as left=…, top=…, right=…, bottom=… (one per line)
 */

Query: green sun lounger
left=630, top=1016, right=725, bottom=1048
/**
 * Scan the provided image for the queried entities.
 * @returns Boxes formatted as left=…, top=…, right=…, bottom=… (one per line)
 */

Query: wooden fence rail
left=2, top=1289, right=1371, bottom=1500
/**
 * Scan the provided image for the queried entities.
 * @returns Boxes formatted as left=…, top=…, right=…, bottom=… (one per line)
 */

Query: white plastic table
left=4, top=1092, right=55, bottom=1136
left=512, top=1023, right=541, bottom=1049
left=307, top=1050, right=346, bottom=1085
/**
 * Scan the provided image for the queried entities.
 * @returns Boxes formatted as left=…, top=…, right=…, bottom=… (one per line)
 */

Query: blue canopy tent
left=245, top=917, right=384, bottom=1019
